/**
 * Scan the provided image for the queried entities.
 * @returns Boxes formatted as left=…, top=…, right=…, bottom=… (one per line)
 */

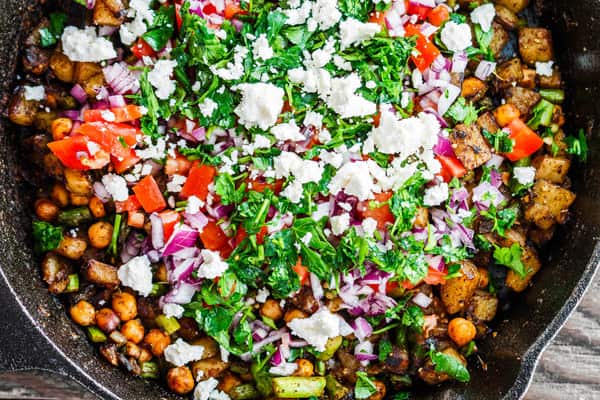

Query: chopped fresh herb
left=493, top=243, right=526, bottom=278
left=566, top=129, right=589, bottom=162
left=378, top=339, right=393, bottom=362
left=445, top=97, right=479, bottom=125
left=215, top=173, right=246, bottom=205
left=142, top=6, right=176, bottom=52
left=355, top=372, right=378, bottom=400
left=528, top=99, right=554, bottom=130
left=39, top=12, right=67, bottom=48
left=401, top=305, right=425, bottom=331
left=483, top=129, right=514, bottom=153
left=429, top=348, right=471, bottom=383
left=32, top=221, right=63, bottom=254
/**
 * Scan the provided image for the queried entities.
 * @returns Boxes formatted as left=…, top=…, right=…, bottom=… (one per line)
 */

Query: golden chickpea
left=64, top=168, right=92, bottom=196
left=368, top=381, right=387, bottom=400
left=88, top=221, right=113, bottom=249
left=478, top=268, right=489, bottom=288
left=88, top=196, right=106, bottom=218
left=167, top=366, right=195, bottom=395
left=124, top=341, right=141, bottom=358
left=51, top=117, right=73, bottom=141
left=35, top=199, right=59, bottom=222
left=112, top=292, right=138, bottom=321
left=121, top=319, right=145, bottom=344
left=56, top=236, right=87, bottom=260
left=155, top=263, right=168, bottom=282
left=448, top=318, right=477, bottom=347
left=95, top=308, right=120, bottom=333
left=138, top=347, right=153, bottom=363
left=260, top=299, right=283, bottom=321
left=70, top=193, right=90, bottom=206
left=283, top=309, right=307, bottom=323
left=219, top=373, right=242, bottom=394
left=144, top=329, right=171, bottom=356
left=293, top=359, right=314, bottom=377
left=50, top=183, right=70, bottom=208
left=69, top=300, right=96, bottom=326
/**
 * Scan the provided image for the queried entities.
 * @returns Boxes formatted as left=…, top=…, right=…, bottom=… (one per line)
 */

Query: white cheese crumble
left=185, top=195, right=204, bottom=214
left=304, top=110, right=324, bottom=129
left=119, top=0, right=154, bottom=45
left=328, top=161, right=375, bottom=201
left=339, top=18, right=381, bottom=50
left=234, top=82, right=284, bottom=130
left=211, top=45, right=248, bottom=81
left=325, top=73, right=377, bottom=118
left=164, top=338, right=205, bottom=367
left=361, top=217, right=378, bottom=237
left=440, top=22, right=472, bottom=52
left=101, top=174, right=129, bottom=202
left=423, top=182, right=449, bottom=206
left=256, top=288, right=270, bottom=303
left=535, top=61, right=555, bottom=77
left=23, top=85, right=45, bottom=101
left=330, top=213, right=350, bottom=236
left=163, top=303, right=185, bottom=319
left=513, top=166, right=536, bottom=185
left=194, top=378, right=230, bottom=400
left=61, top=26, right=117, bottom=62
left=274, top=152, right=324, bottom=203
left=199, top=98, right=218, bottom=118
left=252, top=33, right=274, bottom=61
left=271, top=120, right=305, bottom=142
left=117, top=255, right=153, bottom=297
left=470, top=3, right=496, bottom=33
left=167, top=174, right=187, bottom=193
left=197, top=249, right=229, bottom=279
left=148, top=59, right=178, bottom=100
left=287, top=308, right=341, bottom=351
left=333, top=54, right=352, bottom=71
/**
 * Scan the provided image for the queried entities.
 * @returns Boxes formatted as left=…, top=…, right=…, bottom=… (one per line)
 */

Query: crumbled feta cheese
left=61, top=26, right=117, bottom=62
left=513, top=166, right=536, bottom=185
left=361, top=217, right=378, bottom=237
left=307, top=0, right=342, bottom=32
left=197, top=249, right=229, bottom=279
left=252, top=33, right=274, bottom=61
left=333, top=55, right=352, bottom=71
left=365, top=80, right=377, bottom=89
left=535, top=61, right=555, bottom=77
left=339, top=18, right=381, bottom=50
left=280, top=181, right=304, bottom=203
left=319, top=150, right=344, bottom=169
left=423, top=182, right=449, bottom=206
left=256, top=288, right=270, bottom=303
left=288, top=66, right=332, bottom=96
left=118, top=256, right=153, bottom=297
left=199, top=98, right=218, bottom=118
left=330, top=213, right=350, bottom=236
left=194, top=378, right=230, bottom=400
left=242, top=134, right=271, bottom=155
left=136, top=136, right=166, bottom=160
left=274, top=152, right=324, bottom=184
left=271, top=120, right=305, bottom=142
left=470, top=3, right=496, bottom=33
left=312, top=202, right=331, bottom=221
left=211, top=45, right=248, bottom=80
left=325, top=73, right=377, bottom=118
left=119, top=0, right=154, bottom=45
left=148, top=59, right=178, bottom=100
left=440, top=22, right=472, bottom=52
left=269, top=363, right=299, bottom=376
left=287, top=308, right=341, bottom=351
left=310, top=39, right=336, bottom=68
left=234, top=82, right=284, bottom=130
left=328, top=161, right=375, bottom=201
left=282, top=1, right=312, bottom=25
left=304, top=110, right=324, bottom=129
left=164, top=338, right=205, bottom=367
left=167, top=174, right=187, bottom=193
left=186, top=195, right=204, bottom=214
left=23, top=85, right=45, bottom=101
left=163, top=303, right=185, bottom=319
left=101, top=174, right=129, bottom=202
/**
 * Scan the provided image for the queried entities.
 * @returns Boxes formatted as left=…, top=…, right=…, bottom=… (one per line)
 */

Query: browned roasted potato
left=84, top=259, right=120, bottom=289
left=532, top=155, right=571, bottom=184
left=33, top=111, right=58, bottom=132
left=494, top=4, right=520, bottom=30
left=191, top=358, right=229, bottom=381
left=490, top=22, right=509, bottom=58
left=461, top=77, right=488, bottom=102
left=495, top=0, right=529, bottom=13
left=539, top=68, right=562, bottom=88
left=518, top=27, right=554, bottom=65
left=524, top=180, right=577, bottom=229
left=8, top=87, right=40, bottom=126
left=413, top=207, right=429, bottom=229
left=81, top=73, right=106, bottom=97
left=94, top=0, right=123, bottom=26
left=56, top=236, right=88, bottom=260
left=64, top=168, right=92, bottom=196
left=74, top=62, right=103, bottom=84
left=505, top=244, right=542, bottom=292
left=476, top=111, right=500, bottom=134
left=495, top=58, right=523, bottom=89
left=520, top=68, right=537, bottom=89
left=103, top=0, right=125, bottom=13
left=467, top=290, right=499, bottom=321
left=191, top=337, right=220, bottom=359
left=23, top=46, right=50, bottom=75
left=41, top=252, right=71, bottom=294
left=504, top=86, right=541, bottom=118
left=440, top=260, right=480, bottom=314
left=448, top=123, right=492, bottom=170
left=50, top=52, right=75, bottom=83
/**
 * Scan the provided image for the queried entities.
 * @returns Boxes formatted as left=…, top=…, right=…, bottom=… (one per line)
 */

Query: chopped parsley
left=32, top=221, right=63, bottom=254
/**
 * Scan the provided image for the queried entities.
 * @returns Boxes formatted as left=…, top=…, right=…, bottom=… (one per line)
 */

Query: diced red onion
left=252, top=328, right=268, bottom=342
left=433, top=135, right=455, bottom=157
left=93, top=181, right=111, bottom=203
left=103, top=62, right=140, bottom=94
left=409, top=0, right=436, bottom=7
left=472, top=182, right=505, bottom=208
left=184, top=211, right=209, bottom=232
left=162, top=226, right=198, bottom=258
left=288, top=339, right=309, bottom=348
left=168, top=258, right=195, bottom=283
left=270, top=347, right=283, bottom=366
left=412, top=292, right=433, bottom=308
left=309, top=273, right=323, bottom=301
left=108, top=95, right=126, bottom=108
left=420, top=22, right=439, bottom=38
left=486, top=154, right=505, bottom=169
left=149, top=213, right=165, bottom=249
left=354, top=341, right=376, bottom=364
left=474, top=60, right=497, bottom=81
left=162, top=282, right=197, bottom=304
left=428, top=255, right=445, bottom=272
left=451, top=51, right=468, bottom=73
left=436, top=84, right=461, bottom=116
left=98, top=26, right=117, bottom=36
left=70, top=84, right=87, bottom=104
left=490, top=169, right=503, bottom=188
left=191, top=127, right=207, bottom=141
left=86, top=0, right=95, bottom=9
left=351, top=317, right=373, bottom=342
left=231, top=18, right=244, bottom=32
left=252, top=328, right=288, bottom=353
left=60, top=110, right=81, bottom=121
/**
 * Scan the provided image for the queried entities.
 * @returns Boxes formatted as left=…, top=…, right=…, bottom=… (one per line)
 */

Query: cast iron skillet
left=0, top=0, right=599, bottom=399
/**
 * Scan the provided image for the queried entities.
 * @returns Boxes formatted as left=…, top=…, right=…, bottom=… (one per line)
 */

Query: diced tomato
left=83, top=105, right=144, bottom=123
left=407, top=2, right=432, bottom=20
left=127, top=211, right=145, bottom=228
left=115, top=195, right=141, bottom=213
left=423, top=267, right=448, bottom=285
left=436, top=154, right=467, bottom=182
left=234, top=225, right=268, bottom=247
left=427, top=5, right=450, bottom=26
left=368, top=10, right=387, bottom=26
left=219, top=244, right=234, bottom=259
left=199, top=220, right=229, bottom=250
left=165, top=153, right=192, bottom=176
left=504, top=119, right=544, bottom=161
left=131, top=38, right=156, bottom=59
left=76, top=121, right=139, bottom=161
left=293, top=259, right=310, bottom=286
left=174, top=2, right=183, bottom=30
left=112, top=149, right=141, bottom=174
left=133, top=175, right=166, bottom=213
left=248, top=179, right=284, bottom=194
left=357, top=191, right=395, bottom=230
left=224, top=0, right=245, bottom=19
left=405, top=24, right=441, bottom=72
left=386, top=280, right=400, bottom=294
left=159, top=210, right=181, bottom=242
left=47, top=135, right=110, bottom=170
left=180, top=162, right=216, bottom=200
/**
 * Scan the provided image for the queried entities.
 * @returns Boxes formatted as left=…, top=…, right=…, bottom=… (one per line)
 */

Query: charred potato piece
left=81, top=73, right=106, bottom=97
left=467, top=290, right=499, bottom=322
left=449, top=123, right=492, bottom=170
left=382, top=346, right=409, bottom=374
left=56, top=236, right=88, bottom=260
left=504, top=86, right=541, bottom=118
left=23, top=46, right=50, bottom=75
left=520, top=68, right=537, bottom=89
left=524, top=180, right=576, bottom=229
left=505, top=244, right=542, bottom=292
left=529, top=226, right=556, bottom=246
left=495, top=58, right=523, bottom=89
left=74, top=62, right=103, bottom=83
left=495, top=0, right=529, bottom=13
left=33, top=111, right=58, bottom=132
left=461, top=77, right=488, bottom=102
left=42, top=252, right=71, bottom=294
left=476, top=111, right=500, bottom=134
left=490, top=22, right=509, bottom=58
left=191, top=358, right=229, bottom=381
left=50, top=52, right=75, bottom=83
left=539, top=68, right=562, bottom=88
left=8, top=87, right=40, bottom=126
left=440, top=260, right=480, bottom=314
left=532, top=155, right=571, bottom=184
left=85, top=259, right=120, bottom=289
left=94, top=0, right=123, bottom=26
left=519, top=27, right=554, bottom=65
left=103, top=0, right=125, bottom=13
left=494, top=4, right=520, bottom=30
left=191, top=337, right=219, bottom=359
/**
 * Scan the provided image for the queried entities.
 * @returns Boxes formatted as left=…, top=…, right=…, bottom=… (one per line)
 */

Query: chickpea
left=293, top=359, right=314, bottom=377
left=219, top=373, right=242, bottom=394
left=95, top=308, right=120, bottom=333
left=56, top=236, right=87, bottom=260
left=368, top=381, right=387, bottom=400
left=260, top=299, right=283, bottom=321
left=448, top=318, right=477, bottom=347
left=70, top=193, right=90, bottom=206
left=51, top=117, right=73, bottom=141
left=64, top=168, right=92, bottom=196
left=478, top=268, right=489, bottom=288
left=121, top=319, right=145, bottom=344
left=51, top=183, right=70, bottom=208
left=35, top=199, right=59, bottom=222
left=283, top=309, right=307, bottom=323
left=138, top=347, right=153, bottom=363
left=155, top=263, right=168, bottom=282
left=124, top=341, right=141, bottom=358
left=69, top=300, right=96, bottom=326
left=167, top=366, right=195, bottom=395
left=88, top=221, right=113, bottom=249
left=144, top=329, right=171, bottom=356
left=112, top=292, right=138, bottom=321
left=88, top=196, right=106, bottom=218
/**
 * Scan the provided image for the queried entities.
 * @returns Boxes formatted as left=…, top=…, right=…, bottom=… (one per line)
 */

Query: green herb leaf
left=430, top=349, right=471, bottom=382
left=355, top=372, right=378, bottom=399
left=142, top=6, right=176, bottom=51
left=445, top=97, right=479, bottom=125
left=566, top=129, right=589, bottom=162
left=215, top=173, right=246, bottom=205
left=493, top=243, right=526, bottom=277
left=32, top=221, right=63, bottom=253
left=39, top=12, right=67, bottom=47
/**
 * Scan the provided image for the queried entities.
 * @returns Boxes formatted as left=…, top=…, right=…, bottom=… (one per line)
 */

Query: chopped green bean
left=272, top=377, right=326, bottom=398
left=87, top=326, right=107, bottom=343
left=155, top=315, right=180, bottom=334
left=57, top=207, right=92, bottom=227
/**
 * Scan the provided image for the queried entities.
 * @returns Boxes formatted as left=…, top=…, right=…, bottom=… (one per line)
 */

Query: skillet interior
left=0, top=0, right=598, bottom=399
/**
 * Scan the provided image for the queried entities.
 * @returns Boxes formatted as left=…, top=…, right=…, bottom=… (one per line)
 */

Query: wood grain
left=526, top=274, right=600, bottom=399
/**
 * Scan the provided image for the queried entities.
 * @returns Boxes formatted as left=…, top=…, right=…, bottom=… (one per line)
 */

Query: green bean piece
left=272, top=377, right=326, bottom=398
left=57, top=207, right=92, bottom=227
left=155, top=315, right=180, bottom=334
left=87, top=326, right=107, bottom=343
left=326, top=375, right=351, bottom=400
left=539, top=89, right=565, bottom=104
left=317, top=336, right=342, bottom=360
left=108, top=214, right=122, bottom=256
left=230, top=384, right=260, bottom=400
left=65, top=273, right=79, bottom=292
left=250, top=363, right=273, bottom=397
left=140, top=361, right=159, bottom=379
